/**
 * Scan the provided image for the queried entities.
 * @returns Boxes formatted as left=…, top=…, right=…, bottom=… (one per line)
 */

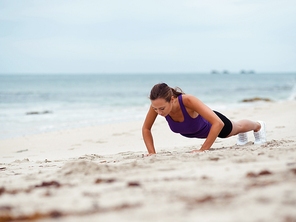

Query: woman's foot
left=254, top=121, right=266, bottom=144
left=237, top=132, right=248, bottom=145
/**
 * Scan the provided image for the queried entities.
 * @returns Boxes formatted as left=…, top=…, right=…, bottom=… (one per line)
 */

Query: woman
left=142, top=83, right=266, bottom=154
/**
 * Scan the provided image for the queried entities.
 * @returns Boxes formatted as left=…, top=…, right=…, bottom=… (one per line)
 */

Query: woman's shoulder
left=181, top=94, right=197, bottom=103
left=182, top=94, right=203, bottom=108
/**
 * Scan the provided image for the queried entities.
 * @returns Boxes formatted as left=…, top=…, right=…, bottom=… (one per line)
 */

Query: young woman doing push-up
left=142, top=83, right=266, bottom=154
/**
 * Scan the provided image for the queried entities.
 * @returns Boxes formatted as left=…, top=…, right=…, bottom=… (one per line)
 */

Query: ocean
left=0, top=73, right=295, bottom=140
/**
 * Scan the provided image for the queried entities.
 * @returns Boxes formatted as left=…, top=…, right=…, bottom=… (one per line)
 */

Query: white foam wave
left=288, top=81, right=296, bottom=100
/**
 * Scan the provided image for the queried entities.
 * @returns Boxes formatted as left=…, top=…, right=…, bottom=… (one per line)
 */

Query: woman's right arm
left=142, top=105, right=158, bottom=154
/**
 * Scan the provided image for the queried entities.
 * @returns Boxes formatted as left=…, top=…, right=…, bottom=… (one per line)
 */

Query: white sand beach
left=1, top=100, right=296, bottom=222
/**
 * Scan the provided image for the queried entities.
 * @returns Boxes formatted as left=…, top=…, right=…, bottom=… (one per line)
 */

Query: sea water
left=0, top=73, right=295, bottom=140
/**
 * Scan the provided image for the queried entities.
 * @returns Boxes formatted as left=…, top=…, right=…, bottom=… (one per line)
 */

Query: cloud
left=0, top=0, right=295, bottom=73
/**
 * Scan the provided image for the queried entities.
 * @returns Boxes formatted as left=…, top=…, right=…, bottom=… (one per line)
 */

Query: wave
left=288, top=81, right=296, bottom=100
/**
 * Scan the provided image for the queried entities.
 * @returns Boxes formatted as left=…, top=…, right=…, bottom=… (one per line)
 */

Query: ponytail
left=171, top=87, right=184, bottom=98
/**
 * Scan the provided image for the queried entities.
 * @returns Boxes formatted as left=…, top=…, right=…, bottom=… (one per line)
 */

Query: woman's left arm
left=183, top=95, right=224, bottom=152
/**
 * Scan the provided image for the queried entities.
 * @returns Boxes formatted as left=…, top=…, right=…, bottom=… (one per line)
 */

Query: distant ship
left=241, top=70, right=255, bottom=74
left=211, top=70, right=229, bottom=74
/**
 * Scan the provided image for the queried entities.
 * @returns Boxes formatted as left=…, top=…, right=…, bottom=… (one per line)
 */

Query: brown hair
left=149, top=83, right=184, bottom=102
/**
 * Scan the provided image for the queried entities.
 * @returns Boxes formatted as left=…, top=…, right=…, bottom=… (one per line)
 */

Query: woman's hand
left=142, top=105, right=158, bottom=154
left=143, top=153, right=156, bottom=157
left=190, top=149, right=208, bottom=153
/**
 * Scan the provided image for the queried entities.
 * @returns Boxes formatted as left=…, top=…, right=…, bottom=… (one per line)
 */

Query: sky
left=0, top=0, right=295, bottom=74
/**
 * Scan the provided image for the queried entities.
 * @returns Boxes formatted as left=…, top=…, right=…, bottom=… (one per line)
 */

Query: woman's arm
left=142, top=105, right=158, bottom=154
left=183, top=95, right=224, bottom=151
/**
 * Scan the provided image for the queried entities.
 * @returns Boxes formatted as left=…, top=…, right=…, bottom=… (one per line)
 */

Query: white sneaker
left=254, top=121, right=266, bottom=145
left=237, top=133, right=248, bottom=145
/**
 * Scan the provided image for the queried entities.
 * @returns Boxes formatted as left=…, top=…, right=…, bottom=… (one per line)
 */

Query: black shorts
left=214, top=111, right=233, bottom=138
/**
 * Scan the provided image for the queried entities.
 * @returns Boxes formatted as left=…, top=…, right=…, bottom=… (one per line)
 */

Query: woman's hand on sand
left=143, top=153, right=156, bottom=157
left=190, top=149, right=206, bottom=153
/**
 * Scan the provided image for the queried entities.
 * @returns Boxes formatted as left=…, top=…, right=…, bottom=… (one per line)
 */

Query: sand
left=0, top=100, right=296, bottom=222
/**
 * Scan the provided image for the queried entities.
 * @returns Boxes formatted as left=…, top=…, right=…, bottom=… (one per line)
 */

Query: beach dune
left=0, top=101, right=296, bottom=222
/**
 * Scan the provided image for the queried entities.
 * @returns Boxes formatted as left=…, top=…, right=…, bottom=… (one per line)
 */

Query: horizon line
left=1, top=71, right=296, bottom=75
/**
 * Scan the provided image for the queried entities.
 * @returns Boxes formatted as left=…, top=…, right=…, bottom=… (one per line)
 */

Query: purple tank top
left=165, top=95, right=212, bottom=138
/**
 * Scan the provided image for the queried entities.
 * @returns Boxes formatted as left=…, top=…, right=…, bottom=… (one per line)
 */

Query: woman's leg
left=227, top=120, right=261, bottom=137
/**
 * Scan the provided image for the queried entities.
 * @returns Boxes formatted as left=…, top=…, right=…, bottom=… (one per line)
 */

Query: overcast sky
left=0, top=0, right=295, bottom=74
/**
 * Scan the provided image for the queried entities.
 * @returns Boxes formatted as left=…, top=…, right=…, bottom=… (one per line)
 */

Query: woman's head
left=149, top=83, right=184, bottom=116
left=150, top=83, right=184, bottom=102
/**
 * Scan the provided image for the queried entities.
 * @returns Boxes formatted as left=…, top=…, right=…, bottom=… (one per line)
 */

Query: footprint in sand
left=69, top=144, right=82, bottom=149
left=83, top=140, right=107, bottom=143
left=112, top=132, right=133, bottom=136
left=95, top=140, right=107, bottom=143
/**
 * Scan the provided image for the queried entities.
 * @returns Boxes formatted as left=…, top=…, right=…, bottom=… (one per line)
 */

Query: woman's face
left=151, top=98, right=173, bottom=116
